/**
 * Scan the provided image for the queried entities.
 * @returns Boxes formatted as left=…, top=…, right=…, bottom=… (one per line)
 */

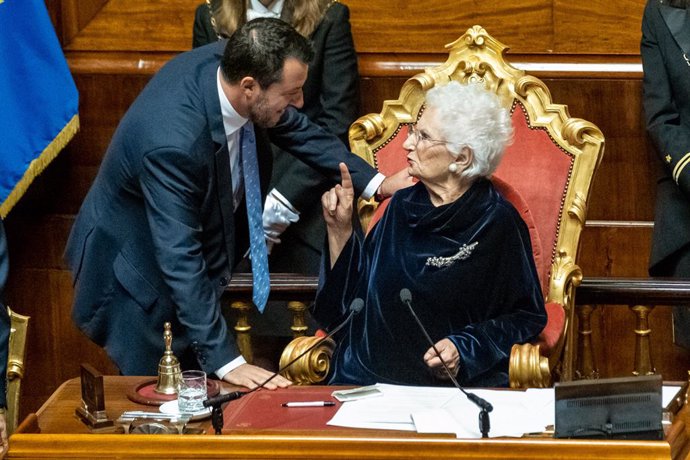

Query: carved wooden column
left=575, top=304, right=599, bottom=380
left=287, top=301, right=308, bottom=338
left=231, top=301, right=253, bottom=364
left=630, top=304, right=655, bottom=376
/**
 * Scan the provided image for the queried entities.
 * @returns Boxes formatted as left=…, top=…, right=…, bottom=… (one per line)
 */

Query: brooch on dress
left=425, top=241, right=479, bottom=268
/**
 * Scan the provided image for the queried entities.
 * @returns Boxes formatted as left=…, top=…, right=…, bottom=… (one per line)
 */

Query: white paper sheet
left=327, top=383, right=457, bottom=431
left=663, top=384, right=683, bottom=408
left=413, top=388, right=554, bottom=438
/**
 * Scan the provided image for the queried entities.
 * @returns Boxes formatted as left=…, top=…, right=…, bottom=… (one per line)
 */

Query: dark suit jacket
left=642, top=0, right=690, bottom=274
left=64, top=40, right=376, bottom=376
left=0, top=221, right=9, bottom=407
left=193, top=2, right=360, bottom=274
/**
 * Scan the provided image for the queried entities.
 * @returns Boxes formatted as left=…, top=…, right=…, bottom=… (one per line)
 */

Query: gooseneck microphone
left=203, top=297, right=365, bottom=434
left=399, top=288, right=493, bottom=438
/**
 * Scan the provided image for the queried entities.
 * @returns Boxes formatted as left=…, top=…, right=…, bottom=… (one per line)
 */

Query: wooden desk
left=8, top=376, right=680, bottom=459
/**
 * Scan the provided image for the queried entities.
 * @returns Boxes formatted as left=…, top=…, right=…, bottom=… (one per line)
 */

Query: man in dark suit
left=642, top=0, right=690, bottom=346
left=65, top=18, right=397, bottom=388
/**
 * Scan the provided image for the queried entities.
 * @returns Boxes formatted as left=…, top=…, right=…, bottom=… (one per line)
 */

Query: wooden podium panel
left=8, top=377, right=676, bottom=459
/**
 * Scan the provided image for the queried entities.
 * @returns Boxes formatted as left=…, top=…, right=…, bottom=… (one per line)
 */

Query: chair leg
left=231, top=301, right=253, bottom=365
left=575, top=304, right=599, bottom=380
left=630, top=304, right=656, bottom=376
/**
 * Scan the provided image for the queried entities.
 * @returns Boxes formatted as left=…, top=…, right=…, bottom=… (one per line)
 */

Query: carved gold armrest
left=279, top=336, right=335, bottom=385
left=509, top=343, right=551, bottom=388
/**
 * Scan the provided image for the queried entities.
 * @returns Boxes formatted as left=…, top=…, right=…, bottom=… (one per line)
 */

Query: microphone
left=399, top=288, right=493, bottom=438
left=202, top=390, right=245, bottom=408
left=202, top=297, right=365, bottom=434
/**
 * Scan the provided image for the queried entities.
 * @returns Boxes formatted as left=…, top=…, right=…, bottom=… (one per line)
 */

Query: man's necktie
left=240, top=123, right=270, bottom=312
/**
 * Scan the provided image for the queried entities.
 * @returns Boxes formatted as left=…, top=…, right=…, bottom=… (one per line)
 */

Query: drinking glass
left=177, top=370, right=207, bottom=413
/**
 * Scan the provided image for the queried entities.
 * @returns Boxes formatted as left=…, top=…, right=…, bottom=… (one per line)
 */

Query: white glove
left=262, top=188, right=300, bottom=253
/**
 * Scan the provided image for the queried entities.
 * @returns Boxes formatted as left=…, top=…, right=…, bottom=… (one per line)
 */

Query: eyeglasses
left=406, top=124, right=452, bottom=150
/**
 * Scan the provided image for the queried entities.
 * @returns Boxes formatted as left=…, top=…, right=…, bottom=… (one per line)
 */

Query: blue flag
left=0, top=0, right=79, bottom=218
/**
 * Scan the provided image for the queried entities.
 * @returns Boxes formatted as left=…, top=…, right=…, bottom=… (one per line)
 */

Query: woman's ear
left=455, top=146, right=473, bottom=170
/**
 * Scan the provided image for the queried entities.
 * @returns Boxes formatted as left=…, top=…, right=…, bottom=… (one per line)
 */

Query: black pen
left=281, top=401, right=336, bottom=407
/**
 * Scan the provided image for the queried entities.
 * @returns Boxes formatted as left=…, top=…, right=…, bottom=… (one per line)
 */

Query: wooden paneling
left=3, top=216, right=119, bottom=420
left=64, top=0, right=197, bottom=52
left=54, top=0, right=648, bottom=56
left=58, top=0, right=108, bottom=45
left=346, top=0, right=552, bottom=54
left=4, top=0, right=677, bottom=422
left=525, top=78, right=653, bottom=221
left=347, top=0, right=645, bottom=55
left=553, top=0, right=647, bottom=55
left=579, top=225, right=652, bottom=278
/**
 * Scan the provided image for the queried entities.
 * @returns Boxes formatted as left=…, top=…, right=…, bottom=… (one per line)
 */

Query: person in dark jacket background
left=642, top=0, right=690, bottom=347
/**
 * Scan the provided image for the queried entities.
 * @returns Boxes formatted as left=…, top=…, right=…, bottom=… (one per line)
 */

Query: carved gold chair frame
left=281, top=25, right=604, bottom=387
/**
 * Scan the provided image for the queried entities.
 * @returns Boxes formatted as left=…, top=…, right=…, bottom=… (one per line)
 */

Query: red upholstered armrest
left=534, top=302, right=565, bottom=356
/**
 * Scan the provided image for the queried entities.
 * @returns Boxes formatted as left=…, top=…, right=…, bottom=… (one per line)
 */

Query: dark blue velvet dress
left=313, top=179, right=547, bottom=387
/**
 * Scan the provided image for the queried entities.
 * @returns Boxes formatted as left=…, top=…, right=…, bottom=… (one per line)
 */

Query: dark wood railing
left=223, top=274, right=319, bottom=364
left=575, top=277, right=690, bottom=381
left=225, top=274, right=690, bottom=380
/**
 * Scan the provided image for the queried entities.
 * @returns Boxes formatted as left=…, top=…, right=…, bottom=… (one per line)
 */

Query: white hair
left=424, top=81, right=513, bottom=183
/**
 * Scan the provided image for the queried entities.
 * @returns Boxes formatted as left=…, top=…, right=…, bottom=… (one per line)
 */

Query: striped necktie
left=240, top=123, right=269, bottom=312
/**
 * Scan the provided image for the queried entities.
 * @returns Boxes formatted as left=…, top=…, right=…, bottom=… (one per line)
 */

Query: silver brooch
left=684, top=53, right=690, bottom=68
left=425, top=241, right=479, bottom=268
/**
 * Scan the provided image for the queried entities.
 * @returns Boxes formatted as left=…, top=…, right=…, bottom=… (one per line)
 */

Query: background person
left=642, top=0, right=690, bottom=347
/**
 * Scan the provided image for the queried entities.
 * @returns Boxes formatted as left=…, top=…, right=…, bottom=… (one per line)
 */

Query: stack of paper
left=327, top=383, right=555, bottom=438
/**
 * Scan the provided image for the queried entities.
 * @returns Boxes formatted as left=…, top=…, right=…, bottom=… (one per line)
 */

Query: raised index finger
left=339, top=162, right=353, bottom=192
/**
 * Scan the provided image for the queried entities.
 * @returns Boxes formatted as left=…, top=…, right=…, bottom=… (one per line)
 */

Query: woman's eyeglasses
left=406, top=124, right=452, bottom=150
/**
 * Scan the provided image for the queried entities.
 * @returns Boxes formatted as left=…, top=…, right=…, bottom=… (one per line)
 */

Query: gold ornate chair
left=6, top=307, right=29, bottom=435
left=281, top=25, right=604, bottom=388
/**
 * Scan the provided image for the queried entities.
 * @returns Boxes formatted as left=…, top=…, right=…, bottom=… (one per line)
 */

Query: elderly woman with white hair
left=313, top=81, right=547, bottom=387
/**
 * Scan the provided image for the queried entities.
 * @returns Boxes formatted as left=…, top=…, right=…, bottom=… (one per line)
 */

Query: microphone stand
left=202, top=298, right=364, bottom=435
left=211, top=404, right=223, bottom=435
left=203, top=391, right=244, bottom=435
left=400, top=289, right=493, bottom=438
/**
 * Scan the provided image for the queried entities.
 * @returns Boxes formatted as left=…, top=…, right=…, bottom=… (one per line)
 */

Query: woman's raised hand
left=322, top=162, right=354, bottom=232
left=322, top=163, right=355, bottom=267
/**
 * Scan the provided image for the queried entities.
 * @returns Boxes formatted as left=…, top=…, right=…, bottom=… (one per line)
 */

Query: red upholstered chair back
left=349, top=26, right=604, bottom=388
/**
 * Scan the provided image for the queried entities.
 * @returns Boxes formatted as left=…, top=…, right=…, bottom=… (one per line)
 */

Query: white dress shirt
left=215, top=68, right=249, bottom=379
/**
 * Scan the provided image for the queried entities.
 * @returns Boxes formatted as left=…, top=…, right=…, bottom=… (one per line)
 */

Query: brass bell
left=154, top=322, right=181, bottom=395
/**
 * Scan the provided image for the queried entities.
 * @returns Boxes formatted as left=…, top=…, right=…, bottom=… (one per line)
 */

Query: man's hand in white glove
left=262, top=189, right=300, bottom=253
